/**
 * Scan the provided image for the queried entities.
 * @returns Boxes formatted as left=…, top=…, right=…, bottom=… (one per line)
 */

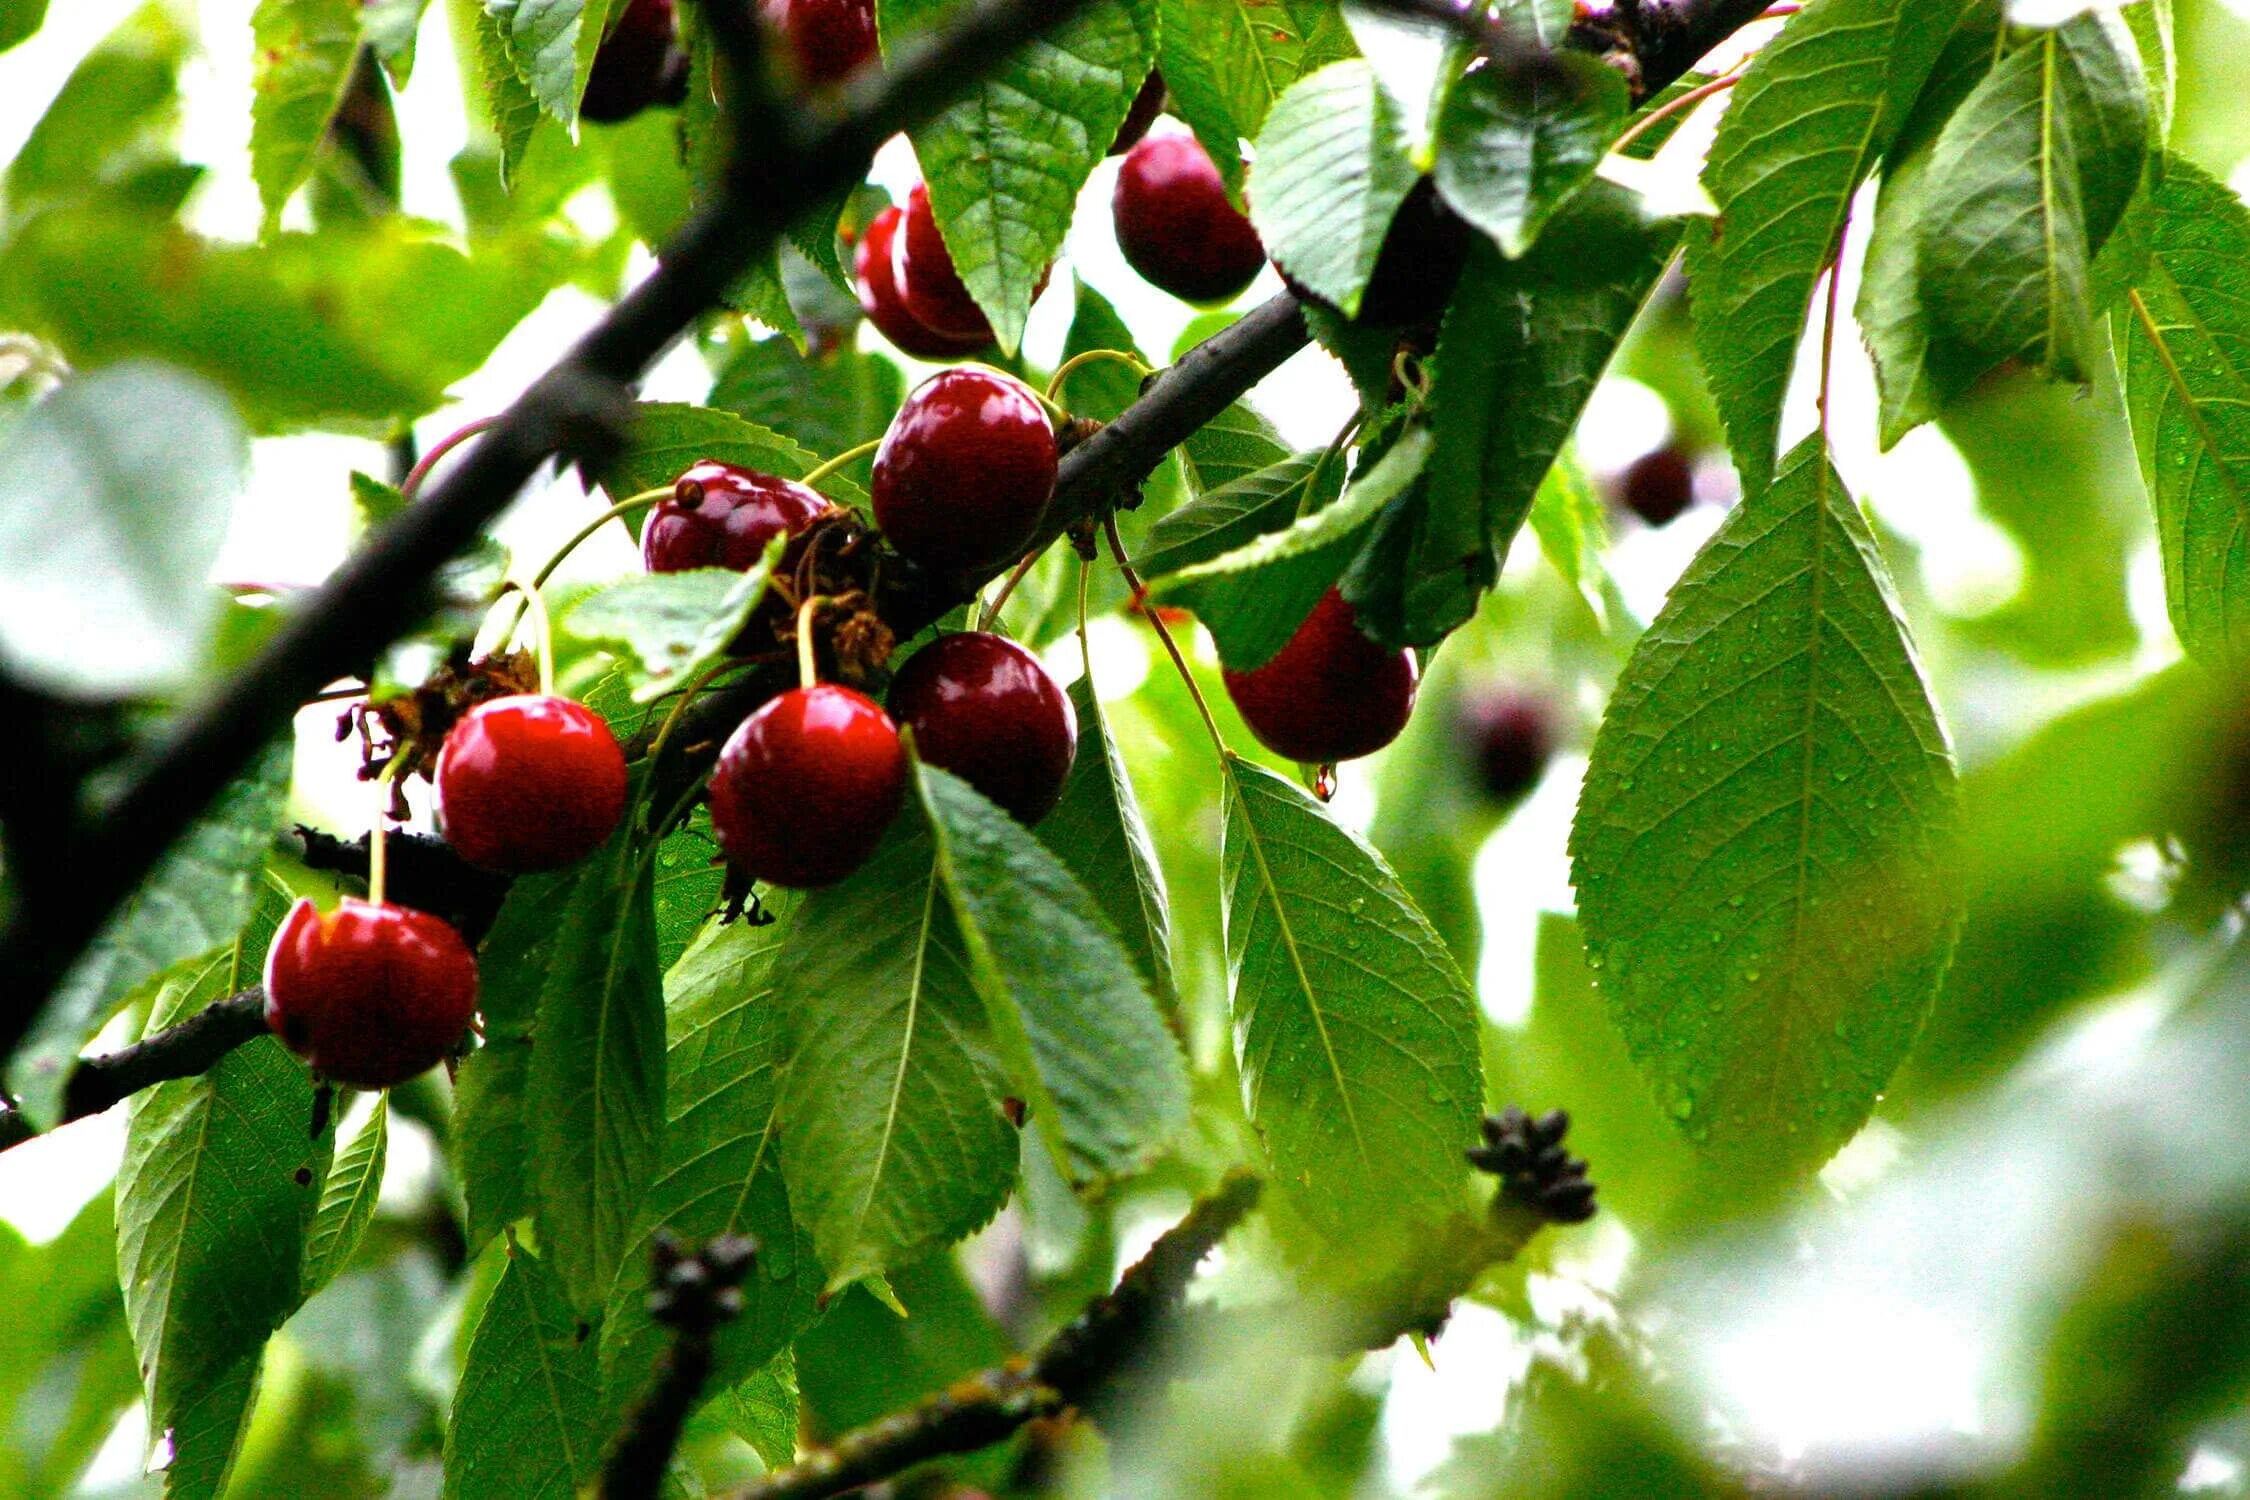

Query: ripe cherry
left=1616, top=445, right=1696, bottom=527
left=1462, top=688, right=1555, bottom=805
left=854, top=204, right=990, bottom=360
left=435, top=695, right=629, bottom=873
left=709, top=684, right=907, bottom=887
left=765, top=0, right=877, bottom=86
left=643, top=460, right=829, bottom=573
left=872, top=367, right=1057, bottom=574
left=1278, top=177, right=1469, bottom=327
left=264, top=898, right=479, bottom=1089
left=890, top=632, right=1077, bottom=824
left=581, top=0, right=689, bottom=124
left=894, top=183, right=994, bottom=344
left=1110, top=69, right=1167, bottom=155
left=1221, top=589, right=1418, bottom=764
left=1113, top=134, right=1266, bottom=305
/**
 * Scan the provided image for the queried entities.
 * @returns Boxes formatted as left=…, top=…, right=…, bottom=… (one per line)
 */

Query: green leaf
left=708, top=337, right=905, bottom=487
left=1159, top=425, right=1432, bottom=670
left=1038, top=676, right=1178, bottom=1011
left=774, top=821, right=1017, bottom=1289
left=1685, top=0, right=1960, bottom=493
left=1136, top=449, right=1346, bottom=579
left=443, top=1245, right=603, bottom=1500
left=118, top=898, right=333, bottom=1500
left=364, top=0, right=432, bottom=85
left=12, top=746, right=288, bottom=1130
left=1155, top=0, right=1351, bottom=200
left=1525, top=444, right=1614, bottom=628
left=2111, top=156, right=2250, bottom=671
left=1250, top=60, right=1420, bottom=320
left=0, top=1194, right=140, bottom=1495
left=6, top=3, right=188, bottom=213
left=563, top=548, right=780, bottom=703
left=1916, top=13, right=2149, bottom=383
left=1569, top=436, right=1962, bottom=1177
left=0, top=0, right=47, bottom=53
left=1057, top=278, right=1154, bottom=423
left=469, top=2, right=543, bottom=181
left=301, top=1095, right=388, bottom=1300
left=601, top=900, right=824, bottom=1424
left=724, top=1353, right=800, bottom=1471
left=1431, top=52, right=1627, bottom=258
left=249, top=0, right=363, bottom=230
left=651, top=813, right=726, bottom=971
left=486, top=0, right=616, bottom=123
left=1220, top=758, right=1483, bottom=1242
left=881, top=0, right=1156, bottom=354
left=591, top=402, right=865, bottom=533
left=915, top=760, right=1188, bottom=1185
left=0, top=362, right=245, bottom=700
left=526, top=842, right=667, bottom=1315
left=1178, top=397, right=1292, bottom=496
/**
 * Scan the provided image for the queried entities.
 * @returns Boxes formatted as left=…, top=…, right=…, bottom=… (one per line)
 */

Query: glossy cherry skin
left=1462, top=688, right=1555, bottom=805
left=1617, top=445, right=1696, bottom=527
left=854, top=205, right=990, bottom=360
left=709, top=684, right=907, bottom=887
left=1109, top=68, right=1167, bottom=155
left=893, top=183, right=995, bottom=343
left=264, top=898, right=479, bottom=1088
left=435, top=695, right=629, bottom=873
left=643, top=459, right=829, bottom=573
left=581, top=0, right=689, bottom=124
left=765, top=0, right=877, bottom=85
left=890, top=632, right=1077, bottom=824
left=1113, top=134, right=1265, bottom=305
left=872, top=367, right=1057, bottom=573
left=1222, top=589, right=1419, bottom=764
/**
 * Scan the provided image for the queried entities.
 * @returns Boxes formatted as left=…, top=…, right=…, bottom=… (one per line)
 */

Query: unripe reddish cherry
left=854, top=205, right=990, bottom=360
left=1462, top=688, right=1555, bottom=805
left=1109, top=69, right=1167, bottom=155
left=709, top=684, right=907, bottom=887
left=1616, top=445, right=1696, bottom=527
left=894, top=183, right=994, bottom=344
left=872, top=367, right=1057, bottom=574
left=643, top=459, right=828, bottom=573
left=890, top=632, right=1077, bottom=825
left=581, top=0, right=689, bottom=124
left=764, top=0, right=877, bottom=85
left=1222, top=589, right=1418, bottom=764
left=264, top=898, right=479, bottom=1089
left=435, top=695, right=629, bottom=873
left=1113, top=134, right=1266, bottom=305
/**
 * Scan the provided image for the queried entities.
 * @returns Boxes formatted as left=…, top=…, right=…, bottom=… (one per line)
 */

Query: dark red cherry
left=709, top=684, right=907, bottom=887
left=1113, top=134, right=1266, bottom=305
left=581, top=0, right=689, bottom=124
left=894, top=183, right=994, bottom=343
left=890, top=632, right=1077, bottom=824
left=643, top=459, right=829, bottom=574
left=264, top=898, right=479, bottom=1088
left=1277, top=177, right=1469, bottom=326
left=435, top=695, right=629, bottom=873
left=764, top=0, right=877, bottom=85
left=872, top=367, right=1057, bottom=574
left=1616, top=445, right=1696, bottom=527
left=1462, top=688, right=1555, bottom=805
left=1109, top=69, right=1167, bottom=155
left=1222, top=589, right=1419, bottom=763
left=854, top=205, right=990, bottom=360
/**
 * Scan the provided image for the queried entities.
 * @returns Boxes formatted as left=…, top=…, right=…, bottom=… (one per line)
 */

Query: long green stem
left=529, top=489, right=674, bottom=595
left=1047, top=347, right=1154, bottom=403
left=1103, top=513, right=1228, bottom=765
left=801, top=438, right=883, bottom=490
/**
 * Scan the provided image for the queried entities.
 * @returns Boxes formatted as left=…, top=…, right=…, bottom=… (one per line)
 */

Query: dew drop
left=1670, top=1096, right=1695, bottom=1121
left=1311, top=764, right=1338, bottom=801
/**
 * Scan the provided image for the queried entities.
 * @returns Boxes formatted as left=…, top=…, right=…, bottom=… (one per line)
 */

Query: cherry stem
left=978, top=544, right=1047, bottom=632
left=965, top=361, right=1072, bottom=426
left=1046, top=348, right=1154, bottom=404
left=367, top=750, right=408, bottom=907
left=1609, top=67, right=1743, bottom=158
left=1101, top=512, right=1229, bottom=765
left=529, top=489, right=673, bottom=596
left=800, top=438, right=883, bottom=490
left=496, top=581, right=557, bottom=696
left=399, top=415, right=500, bottom=505
left=794, top=595, right=829, bottom=691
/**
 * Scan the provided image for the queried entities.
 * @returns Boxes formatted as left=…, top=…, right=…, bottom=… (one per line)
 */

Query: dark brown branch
left=603, top=1233, right=759, bottom=1500
left=0, top=987, right=269, bottom=1151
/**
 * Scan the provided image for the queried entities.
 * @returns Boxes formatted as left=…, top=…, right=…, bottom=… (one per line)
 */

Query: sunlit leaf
left=301, top=1094, right=388, bottom=1300
left=1156, top=0, right=1354, bottom=201
left=1251, top=60, right=1420, bottom=319
left=1039, top=676, right=1178, bottom=1010
left=249, top=0, right=362, bottom=230
left=443, top=1245, right=602, bottom=1500
left=562, top=546, right=779, bottom=703
left=1431, top=52, right=1627, bottom=258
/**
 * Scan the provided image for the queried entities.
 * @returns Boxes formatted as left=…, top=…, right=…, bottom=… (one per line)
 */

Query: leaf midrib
left=844, top=863, right=941, bottom=1261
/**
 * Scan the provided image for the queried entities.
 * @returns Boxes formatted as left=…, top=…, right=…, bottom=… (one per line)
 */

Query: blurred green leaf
left=1431, top=53, right=1626, bottom=258
left=443, top=1244, right=603, bottom=1500
left=5, top=3, right=187, bottom=213
left=1221, top=757, right=1483, bottom=1245
left=1571, top=436, right=1961, bottom=1178
left=486, top=0, right=616, bottom=124
left=723, top=1352, right=800, bottom=1471
left=562, top=546, right=779, bottom=703
left=0, top=0, right=46, bottom=53
left=301, top=1095, right=388, bottom=1300
left=774, top=820, right=1017, bottom=1290
left=1525, top=445, right=1614, bottom=629
left=1685, top=0, right=1958, bottom=492
left=249, top=0, right=363, bottom=230
left=1156, top=0, right=1353, bottom=201
left=0, top=1194, right=140, bottom=1497
left=708, top=336, right=903, bottom=488
left=1251, top=60, right=1420, bottom=320
left=365, top=0, right=431, bottom=85
left=0, top=362, right=245, bottom=699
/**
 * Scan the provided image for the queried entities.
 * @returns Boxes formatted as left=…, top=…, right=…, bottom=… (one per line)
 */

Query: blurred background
left=9, top=1, right=2250, bottom=1495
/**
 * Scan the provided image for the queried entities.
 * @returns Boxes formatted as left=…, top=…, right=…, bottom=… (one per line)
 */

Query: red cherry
left=1616, top=445, right=1697, bottom=527
left=709, top=684, right=907, bottom=888
left=435, top=695, right=629, bottom=873
left=581, top=0, right=688, bottom=124
left=1462, top=688, right=1555, bottom=804
left=264, top=898, right=479, bottom=1088
left=854, top=205, right=990, bottom=360
left=643, top=459, right=829, bottom=574
left=872, top=367, right=1057, bottom=574
left=764, top=0, right=877, bottom=86
left=1113, top=134, right=1266, bottom=305
left=890, top=632, right=1077, bottom=824
left=894, top=183, right=994, bottom=343
left=1222, top=589, right=1419, bottom=763
left=1109, top=69, right=1167, bottom=156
